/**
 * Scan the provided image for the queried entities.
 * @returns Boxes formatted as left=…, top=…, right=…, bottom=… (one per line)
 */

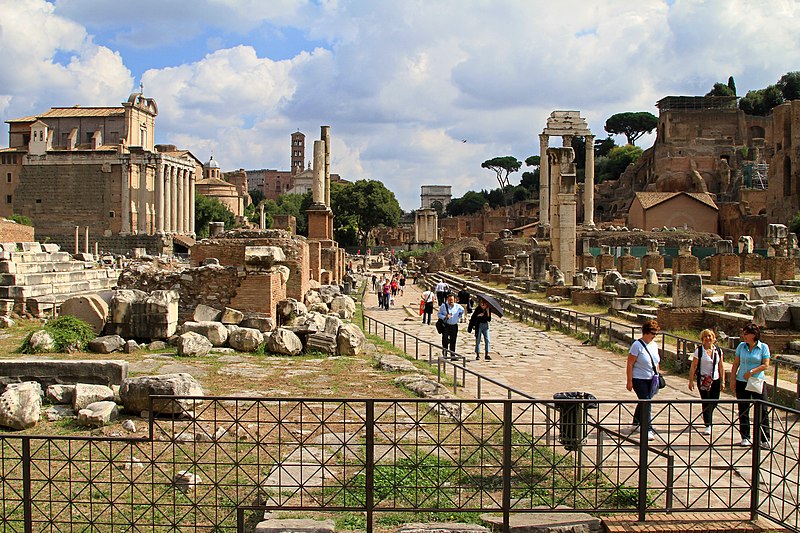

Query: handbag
left=697, top=346, right=718, bottom=392
left=745, top=376, right=765, bottom=394
left=435, top=318, right=445, bottom=334
left=639, top=339, right=666, bottom=391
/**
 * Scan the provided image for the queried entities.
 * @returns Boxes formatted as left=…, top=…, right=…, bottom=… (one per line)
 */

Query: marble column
left=188, top=171, right=195, bottom=236
left=156, top=163, right=165, bottom=234
left=584, top=134, right=595, bottom=228
left=121, top=164, right=131, bottom=235
left=84, top=226, right=89, bottom=254
left=171, top=166, right=178, bottom=233
left=74, top=226, right=79, bottom=254
left=312, top=140, right=324, bottom=204
left=164, top=165, right=172, bottom=233
left=177, top=168, right=185, bottom=234
left=321, top=125, right=331, bottom=206
left=538, top=134, right=549, bottom=230
left=137, top=164, right=147, bottom=234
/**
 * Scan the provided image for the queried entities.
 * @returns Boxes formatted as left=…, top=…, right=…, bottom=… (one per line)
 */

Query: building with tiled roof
left=629, top=191, right=718, bottom=234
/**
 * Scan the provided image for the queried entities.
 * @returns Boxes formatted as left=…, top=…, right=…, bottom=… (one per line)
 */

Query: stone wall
left=0, top=220, right=34, bottom=242
left=655, top=308, right=705, bottom=331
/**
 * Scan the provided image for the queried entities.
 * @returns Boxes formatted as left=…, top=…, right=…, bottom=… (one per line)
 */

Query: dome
left=204, top=156, right=220, bottom=169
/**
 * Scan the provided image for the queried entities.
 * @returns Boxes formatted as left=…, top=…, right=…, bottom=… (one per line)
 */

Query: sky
left=1, top=0, right=800, bottom=211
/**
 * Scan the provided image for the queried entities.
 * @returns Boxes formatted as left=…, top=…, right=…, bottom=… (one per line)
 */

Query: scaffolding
left=743, top=162, right=769, bottom=189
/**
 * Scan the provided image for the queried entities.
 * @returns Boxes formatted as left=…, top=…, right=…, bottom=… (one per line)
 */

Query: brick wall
left=656, top=308, right=705, bottom=331
left=672, top=255, right=699, bottom=275
left=741, top=253, right=763, bottom=273
left=709, top=254, right=741, bottom=283
left=572, top=290, right=602, bottom=306
left=596, top=255, right=615, bottom=272
left=641, top=254, right=664, bottom=274
left=0, top=220, right=34, bottom=242
left=616, top=255, right=639, bottom=274
left=229, top=272, right=285, bottom=317
left=762, top=256, right=795, bottom=284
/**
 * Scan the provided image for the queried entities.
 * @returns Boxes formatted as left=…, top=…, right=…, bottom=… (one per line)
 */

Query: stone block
left=255, top=519, right=336, bottom=533
left=749, top=285, right=779, bottom=302
left=60, top=294, right=109, bottom=335
left=181, top=321, right=228, bottom=347
left=41, top=243, right=60, bottom=253
left=73, top=383, right=114, bottom=410
left=614, top=278, right=638, bottom=298
left=611, top=297, right=635, bottom=310
left=0, top=360, right=127, bottom=391
left=46, top=384, right=75, bottom=404
left=641, top=254, right=664, bottom=274
left=119, top=373, right=204, bottom=415
left=88, top=335, right=125, bottom=354
left=724, top=292, right=748, bottom=306
left=77, top=401, right=119, bottom=427
left=0, top=382, right=42, bottom=430
left=673, top=274, right=703, bottom=308
left=73, top=252, right=93, bottom=262
left=220, top=307, right=244, bottom=325
left=753, top=302, right=791, bottom=329
left=176, top=331, right=213, bottom=357
left=672, top=255, right=699, bottom=275
left=193, top=304, right=221, bottom=322
left=228, top=328, right=264, bottom=352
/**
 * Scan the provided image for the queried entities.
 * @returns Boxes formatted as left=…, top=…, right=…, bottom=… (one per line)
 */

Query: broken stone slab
left=0, top=360, right=128, bottom=395
left=306, top=333, right=338, bottom=355
left=119, top=373, right=204, bottom=415
left=193, top=304, right=221, bottom=322
left=750, top=285, right=780, bottom=302
left=60, top=294, right=109, bottom=336
left=337, top=323, right=366, bottom=356
left=394, top=374, right=448, bottom=398
left=318, top=285, right=341, bottom=304
left=276, top=298, right=308, bottom=322
left=89, top=335, right=126, bottom=354
left=308, top=302, right=329, bottom=314
left=244, top=246, right=286, bottom=269
left=44, top=404, right=75, bottom=422
left=228, top=328, right=264, bottom=352
left=330, top=295, right=356, bottom=320
left=240, top=314, right=276, bottom=333
left=479, top=512, right=602, bottom=533
left=614, top=278, right=638, bottom=298
left=77, top=401, right=119, bottom=427
left=73, top=383, right=114, bottom=410
left=220, top=307, right=244, bottom=325
left=288, top=312, right=327, bottom=334
left=255, top=519, right=335, bottom=533
left=46, top=384, right=75, bottom=404
left=724, top=292, right=748, bottom=306
left=0, top=381, right=42, bottom=430
left=147, top=340, right=167, bottom=351
left=181, top=321, right=228, bottom=347
left=173, top=470, right=202, bottom=493
left=376, top=353, right=416, bottom=372
left=749, top=280, right=775, bottom=288
left=673, top=274, right=703, bottom=308
left=123, top=340, right=140, bottom=353
left=266, top=328, right=303, bottom=356
left=177, top=331, right=213, bottom=357
left=73, top=252, right=93, bottom=262
left=28, top=330, right=55, bottom=352
left=753, top=302, right=791, bottom=329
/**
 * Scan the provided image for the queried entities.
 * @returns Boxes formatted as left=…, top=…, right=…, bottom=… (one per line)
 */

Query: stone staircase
left=776, top=279, right=800, bottom=292
left=0, top=243, right=120, bottom=316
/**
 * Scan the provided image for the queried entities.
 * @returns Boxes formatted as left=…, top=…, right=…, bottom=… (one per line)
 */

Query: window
left=6, top=173, right=11, bottom=183
left=5, top=195, right=10, bottom=204
left=35, top=199, right=41, bottom=204
left=109, top=211, right=115, bottom=218
left=1, top=155, right=6, bottom=164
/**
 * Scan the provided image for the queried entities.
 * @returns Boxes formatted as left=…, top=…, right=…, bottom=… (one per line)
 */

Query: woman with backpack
left=687, top=329, right=726, bottom=435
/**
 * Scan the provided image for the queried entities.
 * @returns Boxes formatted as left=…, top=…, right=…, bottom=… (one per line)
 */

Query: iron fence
left=0, top=396, right=797, bottom=532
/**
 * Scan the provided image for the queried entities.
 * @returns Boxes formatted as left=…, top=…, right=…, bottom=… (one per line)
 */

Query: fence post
left=22, top=437, right=31, bottom=533
left=750, top=403, right=763, bottom=520
left=637, top=402, right=650, bottom=522
left=366, top=400, right=375, bottom=533
left=502, top=401, right=512, bottom=533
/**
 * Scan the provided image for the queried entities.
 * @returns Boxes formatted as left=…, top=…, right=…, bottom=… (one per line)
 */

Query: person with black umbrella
left=468, top=297, right=492, bottom=360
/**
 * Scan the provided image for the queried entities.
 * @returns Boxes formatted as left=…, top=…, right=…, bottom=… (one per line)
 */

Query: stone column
left=156, top=163, right=165, bottom=234
left=584, top=134, right=595, bottom=228
left=189, top=171, right=196, bottom=236
left=172, top=167, right=179, bottom=234
left=164, top=165, right=172, bottom=233
left=137, top=164, right=147, bottom=234
left=121, top=164, right=131, bottom=235
left=538, top=134, right=549, bottom=231
left=84, top=226, right=89, bottom=254
left=74, top=226, right=79, bottom=254
left=259, top=204, right=266, bottom=229
left=321, top=126, right=331, bottom=206
left=312, top=140, right=325, bottom=204
left=177, top=168, right=185, bottom=234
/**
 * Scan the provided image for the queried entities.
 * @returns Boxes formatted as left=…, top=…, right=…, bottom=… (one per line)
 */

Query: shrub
left=9, top=214, right=32, bottom=226
left=20, top=315, right=96, bottom=353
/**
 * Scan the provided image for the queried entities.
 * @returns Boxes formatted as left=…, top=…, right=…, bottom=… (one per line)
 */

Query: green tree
left=706, top=82, right=735, bottom=97
left=249, top=188, right=265, bottom=206
left=521, top=155, right=541, bottom=193
left=331, top=179, right=401, bottom=246
left=481, top=156, right=522, bottom=190
left=446, top=191, right=488, bottom=216
left=604, top=112, right=658, bottom=146
left=596, top=145, right=643, bottom=182
left=728, top=75, right=737, bottom=96
left=739, top=85, right=784, bottom=116
left=262, top=192, right=312, bottom=235
left=595, top=136, right=616, bottom=157
left=777, top=71, right=800, bottom=100
left=195, top=194, right=236, bottom=238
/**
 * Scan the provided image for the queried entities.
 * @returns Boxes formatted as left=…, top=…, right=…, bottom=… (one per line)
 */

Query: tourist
left=468, top=298, right=492, bottom=361
left=399, top=273, right=406, bottom=296
left=420, top=287, right=435, bottom=324
left=391, top=276, right=399, bottom=297
left=382, top=279, right=391, bottom=310
left=626, top=319, right=661, bottom=441
left=457, top=284, right=472, bottom=322
left=687, top=329, right=725, bottom=435
left=375, top=276, right=384, bottom=308
left=730, top=323, right=771, bottom=448
left=438, top=293, right=464, bottom=358
left=435, top=279, right=449, bottom=306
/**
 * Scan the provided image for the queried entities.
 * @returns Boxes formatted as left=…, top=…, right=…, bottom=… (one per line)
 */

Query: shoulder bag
left=639, top=339, right=666, bottom=390
left=697, top=346, right=718, bottom=391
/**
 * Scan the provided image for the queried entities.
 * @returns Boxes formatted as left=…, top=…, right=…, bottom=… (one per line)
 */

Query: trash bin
left=553, top=392, right=597, bottom=451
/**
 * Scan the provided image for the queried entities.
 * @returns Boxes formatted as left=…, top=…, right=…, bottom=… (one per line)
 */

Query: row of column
left=538, top=133, right=595, bottom=229
left=119, top=162, right=195, bottom=236
left=155, top=163, right=195, bottom=236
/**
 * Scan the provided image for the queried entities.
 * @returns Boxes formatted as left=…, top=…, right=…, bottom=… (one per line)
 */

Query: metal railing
left=1, top=396, right=797, bottom=532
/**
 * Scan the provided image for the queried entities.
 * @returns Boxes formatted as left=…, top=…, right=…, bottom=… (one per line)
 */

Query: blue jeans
left=631, top=378, right=654, bottom=430
left=475, top=322, right=490, bottom=355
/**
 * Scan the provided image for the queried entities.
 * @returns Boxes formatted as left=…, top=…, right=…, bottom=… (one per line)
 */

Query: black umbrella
left=476, top=293, right=504, bottom=318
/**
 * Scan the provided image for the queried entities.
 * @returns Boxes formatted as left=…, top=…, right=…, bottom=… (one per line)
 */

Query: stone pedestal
left=672, top=255, right=699, bottom=275
left=762, top=256, right=795, bottom=285
left=673, top=274, right=703, bottom=308
left=307, top=205, right=333, bottom=240
left=596, top=254, right=615, bottom=272
left=579, top=255, right=595, bottom=270
left=616, top=255, right=639, bottom=275
left=709, top=254, right=741, bottom=283
left=641, top=254, right=664, bottom=274
left=741, top=253, right=764, bottom=273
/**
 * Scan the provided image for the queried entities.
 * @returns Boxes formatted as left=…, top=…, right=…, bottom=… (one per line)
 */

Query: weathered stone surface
left=276, top=298, right=308, bottom=322
left=255, top=519, right=335, bottom=533
left=330, top=296, right=356, bottom=319
left=244, top=246, right=286, bottom=267
left=479, top=512, right=602, bottom=533
left=240, top=314, right=276, bottom=333
left=228, top=328, right=264, bottom=352
left=0, top=381, right=42, bottom=430
left=106, top=289, right=179, bottom=340
left=308, top=302, right=329, bottom=314
left=603, top=270, right=622, bottom=292
left=394, top=374, right=448, bottom=398
left=750, top=284, right=780, bottom=302
left=306, top=333, right=338, bottom=355
left=177, top=331, right=213, bottom=357
left=673, top=274, right=703, bottom=308
left=220, top=307, right=244, bottom=325
left=28, top=330, right=55, bottom=352
left=147, top=340, right=167, bottom=351
left=337, top=323, right=366, bottom=356
left=397, top=523, right=489, bottom=533
left=46, top=384, right=75, bottom=404
left=324, top=315, right=344, bottom=335
left=173, top=470, right=202, bottom=493
left=318, top=285, right=341, bottom=304
left=60, top=295, right=109, bottom=335
left=266, top=328, right=303, bottom=356
left=181, top=321, right=228, bottom=346
left=0, top=316, right=14, bottom=328
left=754, top=302, right=791, bottom=328
left=289, top=312, right=327, bottom=334
left=77, top=401, right=119, bottom=427
left=582, top=267, right=598, bottom=290
left=304, top=290, right=322, bottom=307
left=120, top=373, right=204, bottom=415
left=0, top=360, right=128, bottom=390
left=377, top=353, right=416, bottom=372
left=44, top=404, right=75, bottom=421
left=122, top=419, right=136, bottom=432
left=614, top=278, right=638, bottom=298
left=193, top=304, right=221, bottom=322
left=123, top=340, right=140, bottom=353
left=73, top=383, right=114, bottom=410
left=88, top=335, right=125, bottom=354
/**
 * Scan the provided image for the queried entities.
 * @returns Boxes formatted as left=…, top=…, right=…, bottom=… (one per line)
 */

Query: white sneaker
left=647, top=430, right=655, bottom=441
left=740, top=438, right=752, bottom=447
left=703, top=426, right=712, bottom=435
left=761, top=440, right=771, bottom=450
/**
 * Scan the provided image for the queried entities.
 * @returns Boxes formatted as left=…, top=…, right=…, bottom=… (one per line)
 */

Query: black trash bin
left=553, top=392, right=597, bottom=451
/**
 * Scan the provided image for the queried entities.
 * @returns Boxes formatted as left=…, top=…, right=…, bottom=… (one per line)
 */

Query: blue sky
left=1, top=0, right=800, bottom=210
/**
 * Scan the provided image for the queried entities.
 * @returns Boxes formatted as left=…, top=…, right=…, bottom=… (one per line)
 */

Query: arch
left=749, top=125, right=765, bottom=142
